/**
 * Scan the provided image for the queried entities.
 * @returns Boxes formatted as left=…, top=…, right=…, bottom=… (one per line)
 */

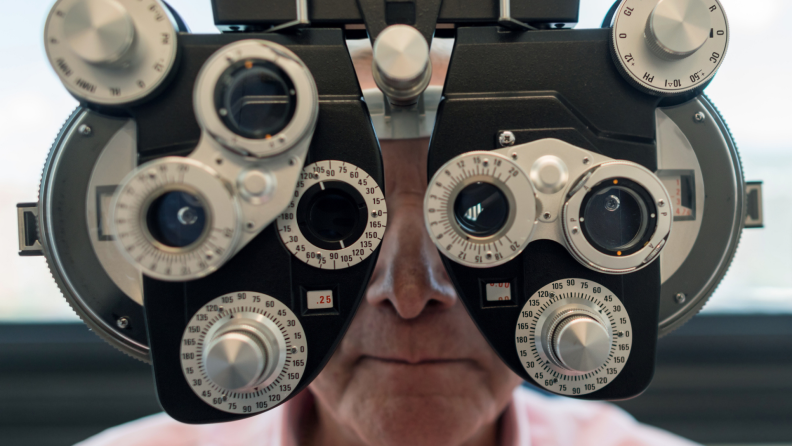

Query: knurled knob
left=205, top=327, right=278, bottom=391
left=372, top=25, right=432, bottom=105
left=644, top=0, right=711, bottom=60
left=550, top=315, right=611, bottom=373
left=63, top=0, right=136, bottom=65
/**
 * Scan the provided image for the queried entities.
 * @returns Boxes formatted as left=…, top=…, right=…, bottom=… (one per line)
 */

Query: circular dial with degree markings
left=611, top=0, right=729, bottom=96
left=277, top=160, right=386, bottom=270
left=110, top=157, right=241, bottom=281
left=44, top=0, right=178, bottom=105
left=424, top=151, right=537, bottom=268
left=180, top=292, right=307, bottom=414
left=515, top=279, right=633, bottom=396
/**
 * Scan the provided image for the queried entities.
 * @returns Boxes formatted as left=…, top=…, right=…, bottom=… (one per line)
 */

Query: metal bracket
left=266, top=0, right=310, bottom=32
left=364, top=86, right=442, bottom=139
left=498, top=0, right=536, bottom=30
left=745, top=181, right=764, bottom=228
left=17, top=202, right=43, bottom=256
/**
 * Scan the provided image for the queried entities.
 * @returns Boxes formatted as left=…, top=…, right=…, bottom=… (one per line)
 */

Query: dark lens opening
left=296, top=181, right=368, bottom=251
left=215, top=60, right=296, bottom=139
left=308, top=189, right=359, bottom=242
left=453, top=182, right=509, bottom=238
left=580, top=179, right=656, bottom=256
left=145, top=191, right=207, bottom=249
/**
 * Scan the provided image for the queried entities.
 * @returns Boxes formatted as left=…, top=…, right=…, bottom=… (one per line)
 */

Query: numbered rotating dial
left=515, top=279, right=632, bottom=396
left=110, top=157, right=241, bottom=281
left=45, top=0, right=178, bottom=105
left=181, top=292, right=307, bottom=414
left=425, top=151, right=537, bottom=268
left=611, top=0, right=729, bottom=96
left=276, top=161, right=386, bottom=269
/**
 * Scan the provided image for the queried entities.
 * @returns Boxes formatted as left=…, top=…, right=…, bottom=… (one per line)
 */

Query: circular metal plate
left=193, top=39, right=318, bottom=158
left=44, top=0, right=178, bottom=105
left=110, top=157, right=242, bottom=281
left=611, top=0, right=729, bottom=96
left=424, top=151, right=537, bottom=268
left=276, top=161, right=386, bottom=269
left=516, top=279, right=632, bottom=396
left=180, top=292, right=307, bottom=414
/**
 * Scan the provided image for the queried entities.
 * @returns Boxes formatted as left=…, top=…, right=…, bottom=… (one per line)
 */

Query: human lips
left=359, top=355, right=477, bottom=366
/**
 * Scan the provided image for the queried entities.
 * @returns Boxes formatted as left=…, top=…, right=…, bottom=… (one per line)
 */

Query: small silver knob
left=372, top=25, right=432, bottom=105
left=645, top=0, right=711, bottom=60
left=550, top=315, right=611, bottom=373
left=205, top=328, right=277, bottom=391
left=63, top=0, right=136, bottom=65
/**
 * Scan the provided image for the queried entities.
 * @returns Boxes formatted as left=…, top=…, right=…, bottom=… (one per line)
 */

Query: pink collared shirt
left=77, top=387, right=698, bottom=446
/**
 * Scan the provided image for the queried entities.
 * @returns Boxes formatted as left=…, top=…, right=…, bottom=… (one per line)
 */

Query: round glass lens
left=308, top=189, right=359, bottom=242
left=582, top=185, right=648, bottom=252
left=216, top=60, right=296, bottom=139
left=146, top=191, right=207, bottom=248
left=453, top=182, right=509, bottom=237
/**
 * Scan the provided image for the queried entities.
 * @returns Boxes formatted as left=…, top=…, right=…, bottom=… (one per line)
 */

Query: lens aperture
left=297, top=181, right=368, bottom=250
left=453, top=182, right=509, bottom=238
left=580, top=179, right=656, bottom=255
left=146, top=191, right=207, bottom=248
left=216, top=60, right=296, bottom=139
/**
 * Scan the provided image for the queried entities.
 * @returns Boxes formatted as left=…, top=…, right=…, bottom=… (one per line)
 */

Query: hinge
left=17, top=203, right=43, bottom=256
left=745, top=181, right=764, bottom=229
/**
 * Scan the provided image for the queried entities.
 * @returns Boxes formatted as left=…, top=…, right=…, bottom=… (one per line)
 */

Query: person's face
left=307, top=49, right=523, bottom=446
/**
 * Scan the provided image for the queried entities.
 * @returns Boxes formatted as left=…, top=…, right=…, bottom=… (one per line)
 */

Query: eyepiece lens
left=453, top=182, right=509, bottom=237
left=581, top=181, right=654, bottom=255
left=146, top=191, right=207, bottom=248
left=308, top=189, right=359, bottom=242
left=296, top=181, right=368, bottom=251
left=216, top=60, right=296, bottom=139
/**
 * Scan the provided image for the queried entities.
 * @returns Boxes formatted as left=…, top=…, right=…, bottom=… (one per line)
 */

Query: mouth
left=360, top=355, right=475, bottom=367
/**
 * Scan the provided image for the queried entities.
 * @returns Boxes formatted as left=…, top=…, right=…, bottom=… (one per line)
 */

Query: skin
left=304, top=46, right=524, bottom=446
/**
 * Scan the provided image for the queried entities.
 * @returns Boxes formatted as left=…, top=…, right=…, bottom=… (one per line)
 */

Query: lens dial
left=110, top=157, right=241, bottom=281
left=180, top=292, right=307, bottom=414
left=194, top=40, right=318, bottom=158
left=563, top=161, right=672, bottom=274
left=44, top=0, right=178, bottom=105
left=610, top=0, right=729, bottom=96
left=276, top=161, right=386, bottom=270
left=515, top=279, right=632, bottom=396
left=425, top=151, right=537, bottom=268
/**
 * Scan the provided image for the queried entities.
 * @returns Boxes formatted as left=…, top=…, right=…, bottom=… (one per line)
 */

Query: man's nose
left=366, top=198, right=458, bottom=319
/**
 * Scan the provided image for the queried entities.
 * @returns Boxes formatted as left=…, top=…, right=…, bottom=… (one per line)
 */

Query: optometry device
left=16, top=0, right=762, bottom=424
left=425, top=0, right=763, bottom=399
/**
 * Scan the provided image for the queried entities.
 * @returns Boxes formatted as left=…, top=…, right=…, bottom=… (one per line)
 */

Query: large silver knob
left=372, top=25, right=432, bottom=105
left=546, top=313, right=611, bottom=373
left=205, top=325, right=280, bottom=392
left=644, top=0, right=711, bottom=60
left=63, top=0, right=136, bottom=65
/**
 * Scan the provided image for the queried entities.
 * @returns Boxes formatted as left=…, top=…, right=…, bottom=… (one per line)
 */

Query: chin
left=349, top=394, right=491, bottom=446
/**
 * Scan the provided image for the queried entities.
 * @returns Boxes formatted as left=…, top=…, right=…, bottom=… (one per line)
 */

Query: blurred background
left=1, top=0, right=790, bottom=445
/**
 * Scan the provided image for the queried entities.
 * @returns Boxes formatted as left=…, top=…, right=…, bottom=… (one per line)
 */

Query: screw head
left=694, top=112, right=706, bottom=122
left=658, top=199, right=665, bottom=207
left=571, top=226, right=579, bottom=234
left=371, top=211, right=378, bottom=218
left=78, top=124, right=92, bottom=136
left=483, top=159, right=490, bottom=167
left=486, top=252, right=493, bottom=259
left=499, top=131, right=516, bottom=147
left=675, top=293, right=687, bottom=304
left=246, top=221, right=255, bottom=229
left=583, top=157, right=590, bottom=165
left=116, top=317, right=129, bottom=329
left=543, top=212, right=551, bottom=220
left=617, top=331, right=624, bottom=338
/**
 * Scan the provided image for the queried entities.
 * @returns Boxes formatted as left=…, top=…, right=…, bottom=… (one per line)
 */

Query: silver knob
left=205, top=327, right=279, bottom=391
left=63, top=0, right=136, bottom=65
left=548, top=314, right=611, bottom=373
left=645, top=0, right=711, bottom=60
left=372, top=25, right=432, bottom=105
